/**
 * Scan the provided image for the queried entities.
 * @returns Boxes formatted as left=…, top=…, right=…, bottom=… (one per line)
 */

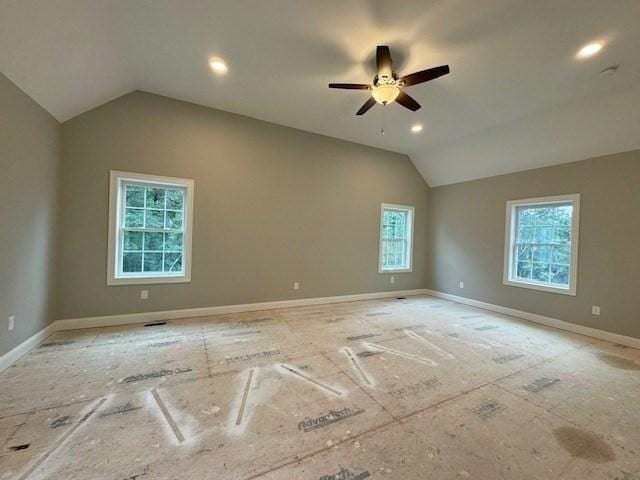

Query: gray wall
left=58, top=91, right=429, bottom=320
left=0, top=74, right=60, bottom=356
left=427, top=150, right=640, bottom=338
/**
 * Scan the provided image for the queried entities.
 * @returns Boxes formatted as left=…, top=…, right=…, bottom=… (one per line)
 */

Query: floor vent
left=9, top=444, right=30, bottom=451
left=144, top=321, right=167, bottom=327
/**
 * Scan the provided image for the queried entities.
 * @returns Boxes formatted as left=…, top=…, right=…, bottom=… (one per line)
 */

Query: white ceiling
left=2, top=0, right=639, bottom=186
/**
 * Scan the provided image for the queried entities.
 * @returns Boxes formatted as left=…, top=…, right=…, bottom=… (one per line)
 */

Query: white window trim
left=107, top=171, right=194, bottom=286
left=378, top=203, right=415, bottom=274
left=503, top=193, right=580, bottom=296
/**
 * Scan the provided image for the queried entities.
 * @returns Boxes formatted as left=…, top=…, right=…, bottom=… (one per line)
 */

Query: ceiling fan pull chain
left=381, top=105, right=386, bottom=136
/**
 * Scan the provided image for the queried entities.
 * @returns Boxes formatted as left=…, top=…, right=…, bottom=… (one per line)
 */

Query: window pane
left=509, top=200, right=575, bottom=290
left=382, top=240, right=391, bottom=262
left=143, top=253, right=163, bottom=272
left=550, top=264, right=569, bottom=285
left=114, top=175, right=192, bottom=281
left=381, top=207, right=412, bottom=270
left=534, top=226, right=552, bottom=243
left=123, top=231, right=143, bottom=251
left=146, top=188, right=165, bottom=209
left=551, top=245, right=571, bottom=264
left=166, top=211, right=183, bottom=229
left=532, top=245, right=550, bottom=262
left=125, top=186, right=145, bottom=208
left=383, top=211, right=406, bottom=239
left=553, top=206, right=572, bottom=226
left=145, top=209, right=164, bottom=228
left=122, top=253, right=142, bottom=272
left=398, top=242, right=407, bottom=266
left=164, top=253, right=183, bottom=272
left=395, top=215, right=406, bottom=238
left=382, top=240, right=406, bottom=268
left=517, top=225, right=534, bottom=243
left=516, top=261, right=532, bottom=279
left=516, top=245, right=532, bottom=262
left=165, top=232, right=183, bottom=252
left=535, top=207, right=553, bottom=225
left=532, top=262, right=550, bottom=282
left=552, top=226, right=571, bottom=244
left=125, top=208, right=144, bottom=228
left=144, top=232, right=164, bottom=251
left=166, top=189, right=184, bottom=210
left=518, top=208, right=536, bottom=225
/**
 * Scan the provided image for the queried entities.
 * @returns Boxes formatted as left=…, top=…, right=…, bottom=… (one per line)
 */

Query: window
left=107, top=171, right=194, bottom=285
left=379, top=204, right=414, bottom=273
left=503, top=194, right=580, bottom=295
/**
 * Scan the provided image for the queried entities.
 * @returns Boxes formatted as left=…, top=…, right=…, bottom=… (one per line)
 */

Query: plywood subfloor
left=1, top=295, right=639, bottom=479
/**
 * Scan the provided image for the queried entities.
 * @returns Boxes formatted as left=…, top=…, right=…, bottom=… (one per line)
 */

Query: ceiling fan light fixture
left=372, top=84, right=400, bottom=105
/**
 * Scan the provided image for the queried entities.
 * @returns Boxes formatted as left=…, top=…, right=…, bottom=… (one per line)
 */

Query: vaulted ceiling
left=2, top=0, right=639, bottom=185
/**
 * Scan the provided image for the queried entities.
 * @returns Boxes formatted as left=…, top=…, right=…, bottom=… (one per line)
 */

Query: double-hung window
left=107, top=171, right=194, bottom=285
left=503, top=194, right=580, bottom=295
left=379, top=204, right=414, bottom=273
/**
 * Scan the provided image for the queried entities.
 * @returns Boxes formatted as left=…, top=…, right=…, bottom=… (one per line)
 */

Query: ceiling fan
left=329, top=45, right=450, bottom=115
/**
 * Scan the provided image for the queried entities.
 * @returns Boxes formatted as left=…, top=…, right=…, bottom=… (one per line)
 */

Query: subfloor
left=1, top=295, right=639, bottom=480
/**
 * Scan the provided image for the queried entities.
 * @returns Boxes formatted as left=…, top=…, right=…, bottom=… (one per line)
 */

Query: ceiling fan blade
left=400, top=65, right=450, bottom=87
left=356, top=97, right=377, bottom=115
left=328, top=83, right=371, bottom=90
left=376, top=45, right=393, bottom=75
left=395, top=90, right=421, bottom=111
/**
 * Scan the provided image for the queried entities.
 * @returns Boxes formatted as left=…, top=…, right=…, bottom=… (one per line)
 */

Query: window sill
left=503, top=278, right=576, bottom=296
left=379, top=268, right=413, bottom=274
left=107, top=275, right=191, bottom=286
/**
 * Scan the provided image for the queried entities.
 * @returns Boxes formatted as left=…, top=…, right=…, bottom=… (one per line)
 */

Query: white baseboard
left=0, top=322, right=57, bottom=372
left=1, top=288, right=428, bottom=372
left=425, top=289, right=640, bottom=349
left=55, top=289, right=428, bottom=330
left=4, top=287, right=637, bottom=374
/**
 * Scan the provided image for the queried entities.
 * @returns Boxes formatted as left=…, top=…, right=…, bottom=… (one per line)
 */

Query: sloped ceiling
left=1, top=0, right=639, bottom=185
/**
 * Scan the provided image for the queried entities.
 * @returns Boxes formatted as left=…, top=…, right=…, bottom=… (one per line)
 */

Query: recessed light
left=576, top=42, right=603, bottom=59
left=209, top=57, right=228, bottom=74
left=411, top=124, right=423, bottom=133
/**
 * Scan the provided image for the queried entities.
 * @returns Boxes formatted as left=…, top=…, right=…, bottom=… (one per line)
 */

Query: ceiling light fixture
left=209, top=57, right=228, bottom=74
left=411, top=124, right=423, bottom=133
left=576, top=42, right=603, bottom=59
left=372, top=84, right=400, bottom=105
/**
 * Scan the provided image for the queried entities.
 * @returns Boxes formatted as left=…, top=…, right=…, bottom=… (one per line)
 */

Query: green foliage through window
left=121, top=183, right=186, bottom=275
left=381, top=207, right=412, bottom=270
left=513, top=203, right=572, bottom=286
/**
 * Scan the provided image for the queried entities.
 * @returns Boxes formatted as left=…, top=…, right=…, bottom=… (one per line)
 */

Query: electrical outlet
left=459, top=281, right=464, bottom=289
left=140, top=290, right=149, bottom=300
left=293, top=282, right=299, bottom=290
left=390, top=276, right=395, bottom=284
left=8, top=315, right=15, bottom=331
left=591, top=305, right=601, bottom=316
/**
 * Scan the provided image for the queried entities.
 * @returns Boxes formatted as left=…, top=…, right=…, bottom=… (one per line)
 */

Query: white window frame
left=503, top=194, right=580, bottom=296
left=378, top=203, right=415, bottom=274
left=107, top=171, right=194, bottom=286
